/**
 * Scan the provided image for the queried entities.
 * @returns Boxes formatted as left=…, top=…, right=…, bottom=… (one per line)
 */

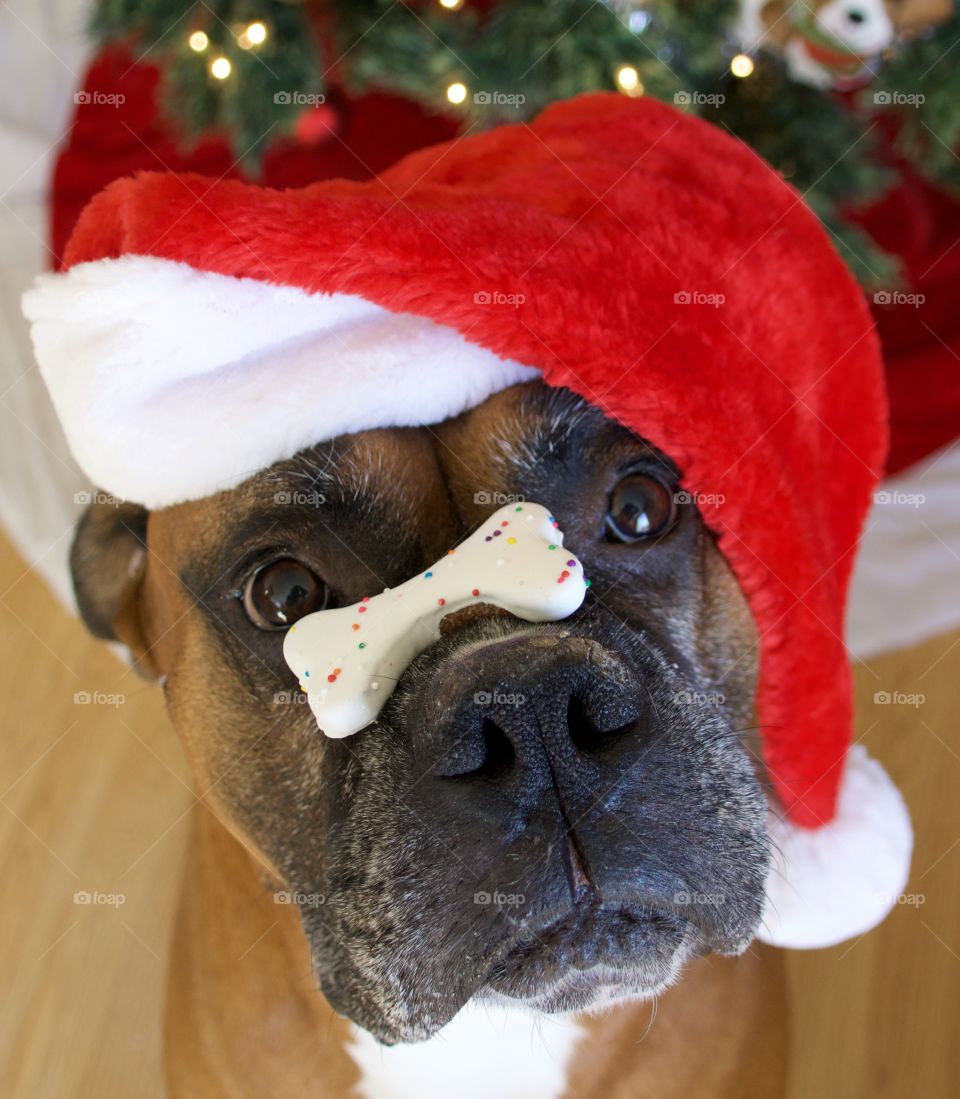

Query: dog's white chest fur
left=347, top=1004, right=585, bottom=1099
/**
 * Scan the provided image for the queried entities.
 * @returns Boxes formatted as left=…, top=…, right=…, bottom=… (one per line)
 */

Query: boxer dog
left=71, top=381, right=787, bottom=1097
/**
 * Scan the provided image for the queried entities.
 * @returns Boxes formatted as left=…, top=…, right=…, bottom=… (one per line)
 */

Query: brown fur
left=72, top=383, right=787, bottom=1095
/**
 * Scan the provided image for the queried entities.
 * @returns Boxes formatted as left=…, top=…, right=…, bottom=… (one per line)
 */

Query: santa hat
left=22, top=93, right=910, bottom=949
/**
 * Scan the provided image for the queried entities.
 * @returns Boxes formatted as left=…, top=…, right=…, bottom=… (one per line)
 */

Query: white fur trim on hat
left=22, top=256, right=540, bottom=509
left=758, top=745, right=913, bottom=949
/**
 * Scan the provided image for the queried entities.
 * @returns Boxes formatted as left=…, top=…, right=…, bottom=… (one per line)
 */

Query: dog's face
left=73, top=382, right=769, bottom=1044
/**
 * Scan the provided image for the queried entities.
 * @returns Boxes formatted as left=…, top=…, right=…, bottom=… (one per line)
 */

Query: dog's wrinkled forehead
left=152, top=383, right=676, bottom=588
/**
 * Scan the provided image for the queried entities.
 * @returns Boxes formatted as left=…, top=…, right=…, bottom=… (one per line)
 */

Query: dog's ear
left=70, top=498, right=157, bottom=675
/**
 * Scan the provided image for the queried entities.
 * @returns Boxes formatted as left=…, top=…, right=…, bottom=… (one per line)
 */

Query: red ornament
left=294, top=103, right=338, bottom=147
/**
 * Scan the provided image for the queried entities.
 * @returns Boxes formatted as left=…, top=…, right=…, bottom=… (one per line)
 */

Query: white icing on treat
left=283, top=502, right=588, bottom=738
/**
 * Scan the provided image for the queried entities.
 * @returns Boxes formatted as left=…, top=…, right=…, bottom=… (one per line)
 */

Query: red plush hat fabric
left=25, top=92, right=887, bottom=833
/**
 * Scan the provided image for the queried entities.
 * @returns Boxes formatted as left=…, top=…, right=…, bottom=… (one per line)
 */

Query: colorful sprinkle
left=493, top=529, right=502, bottom=537
left=438, top=598, right=446, bottom=606
left=485, top=536, right=492, bottom=542
left=507, top=537, right=517, bottom=544
left=304, top=670, right=310, bottom=677
left=548, top=544, right=557, bottom=550
left=584, top=578, right=592, bottom=588
left=424, top=571, right=433, bottom=579
left=361, top=596, right=370, bottom=603
left=351, top=623, right=360, bottom=631
left=472, top=588, right=480, bottom=597
left=567, top=559, right=576, bottom=567
left=561, top=570, right=570, bottom=578
left=358, top=642, right=366, bottom=649
left=515, top=505, right=523, bottom=511
left=359, top=606, right=367, bottom=613
left=500, top=520, right=509, bottom=527
left=327, top=673, right=337, bottom=683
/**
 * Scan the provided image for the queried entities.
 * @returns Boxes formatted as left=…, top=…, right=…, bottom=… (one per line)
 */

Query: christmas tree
left=90, top=0, right=960, bottom=285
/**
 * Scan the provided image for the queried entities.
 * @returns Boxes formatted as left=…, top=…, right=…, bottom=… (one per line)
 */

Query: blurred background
left=1, top=1, right=959, bottom=1095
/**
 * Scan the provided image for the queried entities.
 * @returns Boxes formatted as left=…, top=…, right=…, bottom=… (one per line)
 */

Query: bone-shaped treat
left=283, top=502, right=588, bottom=738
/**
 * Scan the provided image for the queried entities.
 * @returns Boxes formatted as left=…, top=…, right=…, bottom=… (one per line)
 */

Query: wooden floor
left=0, top=528, right=957, bottom=1098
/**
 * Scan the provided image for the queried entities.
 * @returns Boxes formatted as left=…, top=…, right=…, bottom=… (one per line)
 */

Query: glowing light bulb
left=615, top=65, right=643, bottom=96
left=188, top=31, right=209, bottom=52
left=446, top=81, right=468, bottom=105
left=245, top=21, right=267, bottom=45
left=210, top=56, right=232, bottom=80
left=439, top=0, right=464, bottom=9
left=731, top=53, right=755, bottom=78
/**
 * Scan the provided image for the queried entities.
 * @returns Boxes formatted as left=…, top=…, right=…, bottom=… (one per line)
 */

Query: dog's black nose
left=412, top=630, right=643, bottom=796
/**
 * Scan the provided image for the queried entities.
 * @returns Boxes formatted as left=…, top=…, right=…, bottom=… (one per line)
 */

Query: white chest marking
left=346, top=1004, right=585, bottom=1099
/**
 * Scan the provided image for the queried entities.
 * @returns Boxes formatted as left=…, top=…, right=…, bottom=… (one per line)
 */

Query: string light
left=210, top=56, right=232, bottom=80
left=238, top=21, right=268, bottom=49
left=446, top=81, right=468, bottom=104
left=615, top=64, right=643, bottom=97
left=246, top=21, right=267, bottom=44
left=730, top=53, right=755, bottom=78
left=188, top=31, right=209, bottom=52
left=438, top=0, right=464, bottom=9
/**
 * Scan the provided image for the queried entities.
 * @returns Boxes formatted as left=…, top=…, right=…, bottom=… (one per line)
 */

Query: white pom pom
left=758, top=745, right=913, bottom=949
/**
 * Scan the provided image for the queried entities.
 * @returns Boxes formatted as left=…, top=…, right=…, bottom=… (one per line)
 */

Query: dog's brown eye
left=243, top=559, right=331, bottom=630
left=605, top=474, right=676, bottom=543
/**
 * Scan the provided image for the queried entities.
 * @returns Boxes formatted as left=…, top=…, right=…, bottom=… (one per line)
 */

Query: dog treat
left=283, top=503, right=588, bottom=738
